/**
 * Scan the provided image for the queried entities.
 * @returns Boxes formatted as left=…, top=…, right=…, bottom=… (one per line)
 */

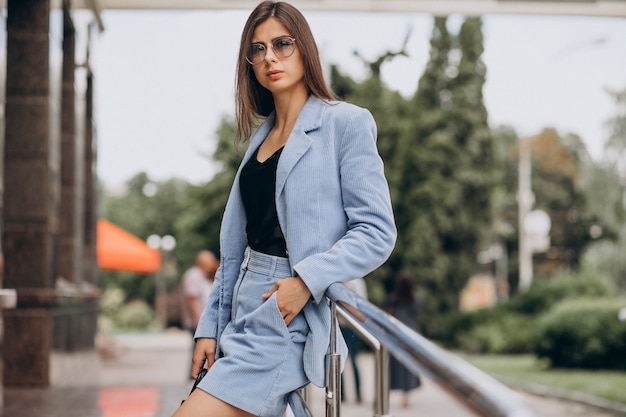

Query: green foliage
left=583, top=227, right=626, bottom=294
left=534, top=298, right=626, bottom=370
left=580, top=87, right=626, bottom=294
left=100, top=270, right=157, bottom=304
left=100, top=174, right=196, bottom=324
left=102, top=173, right=189, bottom=240
left=455, top=313, right=535, bottom=354
left=334, top=16, right=498, bottom=337
left=98, top=288, right=158, bottom=332
left=401, top=17, right=496, bottom=335
left=114, top=299, right=159, bottom=331
left=444, top=272, right=616, bottom=355
left=508, top=270, right=614, bottom=315
left=445, top=304, right=535, bottom=354
left=173, top=117, right=239, bottom=267
left=101, top=173, right=196, bottom=302
left=525, top=130, right=605, bottom=274
left=100, top=287, right=125, bottom=318
left=480, top=126, right=618, bottom=292
left=580, top=162, right=624, bottom=240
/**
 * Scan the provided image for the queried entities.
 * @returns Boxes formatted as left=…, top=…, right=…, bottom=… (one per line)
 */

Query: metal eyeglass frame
left=246, top=36, right=297, bottom=65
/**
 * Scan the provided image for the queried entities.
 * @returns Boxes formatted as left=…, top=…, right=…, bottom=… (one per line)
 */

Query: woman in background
left=388, top=271, right=422, bottom=408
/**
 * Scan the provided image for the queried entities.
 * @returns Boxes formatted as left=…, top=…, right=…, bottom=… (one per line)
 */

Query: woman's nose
left=264, top=45, right=278, bottom=63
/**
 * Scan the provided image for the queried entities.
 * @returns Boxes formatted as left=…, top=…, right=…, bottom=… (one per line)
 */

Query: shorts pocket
left=269, top=293, right=309, bottom=344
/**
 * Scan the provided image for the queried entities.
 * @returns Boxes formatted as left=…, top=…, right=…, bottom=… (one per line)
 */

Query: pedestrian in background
left=180, top=250, right=219, bottom=334
left=172, top=1, right=396, bottom=416
left=387, top=271, right=422, bottom=408
left=180, top=250, right=219, bottom=377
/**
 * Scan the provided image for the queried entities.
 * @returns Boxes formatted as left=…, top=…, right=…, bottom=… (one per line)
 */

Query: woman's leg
left=401, top=390, right=410, bottom=408
left=172, top=389, right=257, bottom=417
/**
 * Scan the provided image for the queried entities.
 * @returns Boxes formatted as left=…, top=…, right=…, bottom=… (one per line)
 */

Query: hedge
left=534, top=299, right=626, bottom=370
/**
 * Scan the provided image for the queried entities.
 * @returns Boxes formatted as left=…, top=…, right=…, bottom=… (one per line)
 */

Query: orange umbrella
left=97, top=219, right=161, bottom=274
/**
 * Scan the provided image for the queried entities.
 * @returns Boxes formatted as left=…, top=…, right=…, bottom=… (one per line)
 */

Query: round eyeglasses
left=246, top=36, right=297, bottom=65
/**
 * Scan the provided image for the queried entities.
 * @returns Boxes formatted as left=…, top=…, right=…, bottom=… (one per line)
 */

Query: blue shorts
left=197, top=248, right=310, bottom=417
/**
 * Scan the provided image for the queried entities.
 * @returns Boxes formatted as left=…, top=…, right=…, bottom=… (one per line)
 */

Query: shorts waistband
left=243, top=247, right=292, bottom=277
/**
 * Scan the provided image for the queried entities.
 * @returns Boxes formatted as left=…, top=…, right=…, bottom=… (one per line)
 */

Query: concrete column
left=82, top=62, right=98, bottom=287
left=58, top=5, right=84, bottom=286
left=2, top=0, right=61, bottom=387
left=0, top=4, right=6, bottom=408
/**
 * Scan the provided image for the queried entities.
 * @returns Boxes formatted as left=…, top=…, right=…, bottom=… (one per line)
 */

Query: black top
left=239, top=145, right=288, bottom=257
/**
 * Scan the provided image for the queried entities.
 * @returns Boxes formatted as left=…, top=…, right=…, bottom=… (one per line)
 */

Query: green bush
left=100, top=288, right=125, bottom=318
left=534, top=298, right=626, bottom=370
left=455, top=321, right=506, bottom=354
left=444, top=303, right=508, bottom=338
left=114, top=299, right=158, bottom=331
left=441, top=272, right=615, bottom=355
left=452, top=312, right=535, bottom=354
left=509, top=271, right=614, bottom=315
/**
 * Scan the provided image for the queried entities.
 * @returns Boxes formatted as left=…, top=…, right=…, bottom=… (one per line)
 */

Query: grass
left=463, top=354, right=626, bottom=405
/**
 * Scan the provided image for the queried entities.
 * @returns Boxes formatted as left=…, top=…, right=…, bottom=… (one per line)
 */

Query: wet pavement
left=2, top=330, right=624, bottom=417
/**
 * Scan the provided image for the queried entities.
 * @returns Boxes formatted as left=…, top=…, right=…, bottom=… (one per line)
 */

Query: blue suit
left=195, top=95, right=396, bottom=387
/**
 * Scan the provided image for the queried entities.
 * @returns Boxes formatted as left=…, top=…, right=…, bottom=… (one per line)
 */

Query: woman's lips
left=267, top=70, right=283, bottom=79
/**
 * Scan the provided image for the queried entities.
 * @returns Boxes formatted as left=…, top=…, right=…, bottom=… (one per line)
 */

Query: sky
left=92, top=9, right=626, bottom=189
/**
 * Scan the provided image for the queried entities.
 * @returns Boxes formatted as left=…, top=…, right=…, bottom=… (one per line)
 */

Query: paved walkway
left=2, top=330, right=624, bottom=417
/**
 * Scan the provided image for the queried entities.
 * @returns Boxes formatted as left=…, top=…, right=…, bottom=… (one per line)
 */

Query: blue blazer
left=196, top=95, right=397, bottom=387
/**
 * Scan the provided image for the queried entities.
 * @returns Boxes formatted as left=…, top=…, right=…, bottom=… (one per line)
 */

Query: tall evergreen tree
left=394, top=16, right=496, bottom=336
left=394, top=17, right=454, bottom=303
left=330, top=17, right=497, bottom=330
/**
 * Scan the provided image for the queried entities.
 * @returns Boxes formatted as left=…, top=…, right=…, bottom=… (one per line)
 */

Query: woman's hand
left=263, top=276, right=311, bottom=325
left=191, top=337, right=216, bottom=379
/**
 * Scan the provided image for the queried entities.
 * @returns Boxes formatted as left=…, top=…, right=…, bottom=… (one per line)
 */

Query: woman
left=388, top=272, right=422, bottom=408
left=172, top=2, right=396, bottom=416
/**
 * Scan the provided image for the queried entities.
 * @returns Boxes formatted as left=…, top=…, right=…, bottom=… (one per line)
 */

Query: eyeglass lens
left=247, top=36, right=296, bottom=65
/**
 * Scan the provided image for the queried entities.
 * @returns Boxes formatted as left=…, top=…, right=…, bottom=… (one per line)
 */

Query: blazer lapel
left=275, top=96, right=325, bottom=197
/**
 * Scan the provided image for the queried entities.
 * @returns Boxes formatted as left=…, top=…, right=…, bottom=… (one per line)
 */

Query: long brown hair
left=235, top=1, right=337, bottom=143
left=391, top=272, right=416, bottom=306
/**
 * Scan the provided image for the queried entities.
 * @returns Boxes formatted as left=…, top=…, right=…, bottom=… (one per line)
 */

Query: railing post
left=326, top=301, right=341, bottom=417
left=324, top=284, right=539, bottom=417
left=374, top=345, right=391, bottom=417
left=334, top=302, right=393, bottom=417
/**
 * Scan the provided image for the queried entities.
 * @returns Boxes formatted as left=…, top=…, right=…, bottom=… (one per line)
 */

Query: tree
left=174, top=117, right=240, bottom=268
left=521, top=130, right=605, bottom=275
left=102, top=172, right=188, bottom=240
left=332, top=17, right=498, bottom=337
left=398, top=17, right=496, bottom=336
left=330, top=42, right=414, bottom=304
left=100, top=173, right=191, bottom=302
left=582, top=87, right=626, bottom=293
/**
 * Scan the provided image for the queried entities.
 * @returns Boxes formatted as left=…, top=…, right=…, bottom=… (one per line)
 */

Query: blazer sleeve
left=194, top=264, right=220, bottom=339
left=294, top=107, right=397, bottom=303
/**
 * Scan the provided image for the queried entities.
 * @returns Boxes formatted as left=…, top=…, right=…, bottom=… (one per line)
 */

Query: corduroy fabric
left=195, top=96, right=397, bottom=387
left=197, top=248, right=309, bottom=417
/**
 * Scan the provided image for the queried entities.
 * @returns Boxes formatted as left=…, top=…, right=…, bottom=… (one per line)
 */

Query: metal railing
left=290, top=283, right=539, bottom=417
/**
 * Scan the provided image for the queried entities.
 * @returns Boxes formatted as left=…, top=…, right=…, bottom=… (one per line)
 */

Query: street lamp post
left=518, top=139, right=551, bottom=292
left=147, top=234, right=176, bottom=328
left=518, top=142, right=534, bottom=292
